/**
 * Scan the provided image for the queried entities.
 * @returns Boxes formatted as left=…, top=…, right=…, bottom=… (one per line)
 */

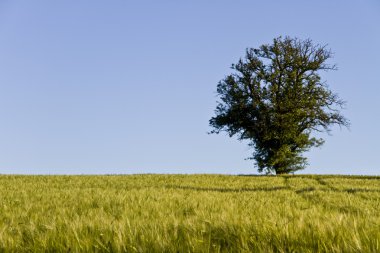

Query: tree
left=209, top=36, right=349, bottom=174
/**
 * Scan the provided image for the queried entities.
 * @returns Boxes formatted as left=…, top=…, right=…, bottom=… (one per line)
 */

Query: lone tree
left=210, top=36, right=349, bottom=174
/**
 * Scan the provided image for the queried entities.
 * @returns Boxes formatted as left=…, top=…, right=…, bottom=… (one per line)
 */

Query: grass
left=0, top=174, right=379, bottom=252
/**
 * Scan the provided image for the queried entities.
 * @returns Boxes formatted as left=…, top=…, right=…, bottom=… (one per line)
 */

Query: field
left=0, top=174, right=379, bottom=252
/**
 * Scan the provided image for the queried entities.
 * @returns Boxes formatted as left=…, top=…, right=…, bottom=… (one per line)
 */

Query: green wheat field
left=0, top=174, right=379, bottom=252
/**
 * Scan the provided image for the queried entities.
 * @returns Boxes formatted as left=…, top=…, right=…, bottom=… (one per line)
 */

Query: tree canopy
left=209, top=36, right=349, bottom=174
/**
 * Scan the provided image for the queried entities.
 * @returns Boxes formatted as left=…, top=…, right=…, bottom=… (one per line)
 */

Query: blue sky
left=0, top=1, right=379, bottom=175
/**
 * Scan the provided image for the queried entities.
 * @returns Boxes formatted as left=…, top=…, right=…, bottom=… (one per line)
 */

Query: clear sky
left=0, top=1, right=379, bottom=175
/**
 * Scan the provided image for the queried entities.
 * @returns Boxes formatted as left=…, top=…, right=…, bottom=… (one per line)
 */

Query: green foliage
left=0, top=175, right=379, bottom=252
left=210, top=37, right=349, bottom=174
